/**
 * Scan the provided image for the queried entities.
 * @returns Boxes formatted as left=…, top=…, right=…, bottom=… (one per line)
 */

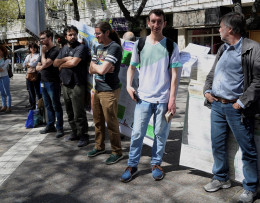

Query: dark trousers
left=62, top=84, right=88, bottom=139
left=26, top=78, right=41, bottom=107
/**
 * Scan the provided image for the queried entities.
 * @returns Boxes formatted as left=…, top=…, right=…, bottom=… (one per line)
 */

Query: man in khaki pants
left=87, top=21, right=123, bottom=165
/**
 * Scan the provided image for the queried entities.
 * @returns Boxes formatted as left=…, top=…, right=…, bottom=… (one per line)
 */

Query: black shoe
left=56, top=129, right=65, bottom=138
left=40, top=126, right=57, bottom=134
left=65, top=133, right=80, bottom=141
left=77, top=139, right=89, bottom=147
left=25, top=103, right=32, bottom=108
left=27, top=106, right=36, bottom=111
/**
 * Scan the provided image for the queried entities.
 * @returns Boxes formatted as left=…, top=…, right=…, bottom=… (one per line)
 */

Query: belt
left=215, top=97, right=237, bottom=104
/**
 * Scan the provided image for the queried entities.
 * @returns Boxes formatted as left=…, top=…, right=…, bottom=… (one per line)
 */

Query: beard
left=68, top=39, right=77, bottom=47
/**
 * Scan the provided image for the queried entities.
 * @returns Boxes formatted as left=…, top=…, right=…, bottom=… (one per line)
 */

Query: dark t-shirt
left=92, top=41, right=122, bottom=91
left=57, top=41, right=90, bottom=86
left=40, top=46, right=60, bottom=82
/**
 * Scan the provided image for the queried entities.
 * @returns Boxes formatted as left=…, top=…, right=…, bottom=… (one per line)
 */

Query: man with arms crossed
left=120, top=9, right=182, bottom=182
left=203, top=12, right=260, bottom=203
left=36, top=30, right=64, bottom=138
left=54, top=25, right=90, bottom=147
left=87, top=22, right=123, bottom=165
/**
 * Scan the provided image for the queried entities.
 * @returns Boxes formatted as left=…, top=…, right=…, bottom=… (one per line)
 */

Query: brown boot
left=0, top=106, right=7, bottom=112
left=5, top=107, right=11, bottom=113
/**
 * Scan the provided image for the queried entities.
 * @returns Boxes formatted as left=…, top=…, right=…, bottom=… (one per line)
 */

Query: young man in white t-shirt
left=120, top=9, right=182, bottom=182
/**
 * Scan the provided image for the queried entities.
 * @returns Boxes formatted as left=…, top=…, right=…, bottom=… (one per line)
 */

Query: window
left=187, top=28, right=222, bottom=54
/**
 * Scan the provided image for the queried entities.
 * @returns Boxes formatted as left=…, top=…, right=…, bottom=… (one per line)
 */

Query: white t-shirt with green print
left=130, top=36, right=182, bottom=103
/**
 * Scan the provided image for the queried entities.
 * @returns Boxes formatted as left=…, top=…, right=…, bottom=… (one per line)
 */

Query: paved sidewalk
left=0, top=74, right=258, bottom=203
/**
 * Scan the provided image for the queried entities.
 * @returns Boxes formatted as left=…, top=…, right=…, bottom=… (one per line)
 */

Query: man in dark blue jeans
left=36, top=30, right=64, bottom=138
left=203, top=12, right=260, bottom=203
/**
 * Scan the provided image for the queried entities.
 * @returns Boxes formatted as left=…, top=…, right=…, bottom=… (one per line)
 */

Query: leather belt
left=215, top=97, right=237, bottom=104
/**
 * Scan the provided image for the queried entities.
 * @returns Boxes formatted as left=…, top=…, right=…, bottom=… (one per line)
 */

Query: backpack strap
left=138, top=37, right=174, bottom=69
left=137, top=36, right=146, bottom=64
left=166, top=38, right=174, bottom=69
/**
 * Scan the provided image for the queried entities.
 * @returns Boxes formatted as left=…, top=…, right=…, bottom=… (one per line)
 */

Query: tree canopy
left=0, top=0, right=25, bottom=26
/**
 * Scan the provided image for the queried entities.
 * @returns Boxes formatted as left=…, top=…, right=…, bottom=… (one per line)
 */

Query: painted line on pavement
left=0, top=127, right=47, bottom=186
left=0, top=121, right=94, bottom=187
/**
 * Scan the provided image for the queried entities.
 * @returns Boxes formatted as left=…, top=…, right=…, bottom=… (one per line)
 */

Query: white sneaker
left=239, top=189, right=257, bottom=203
left=204, top=179, right=231, bottom=192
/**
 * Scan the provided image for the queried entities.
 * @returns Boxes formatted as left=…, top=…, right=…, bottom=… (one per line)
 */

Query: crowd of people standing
left=0, top=8, right=260, bottom=203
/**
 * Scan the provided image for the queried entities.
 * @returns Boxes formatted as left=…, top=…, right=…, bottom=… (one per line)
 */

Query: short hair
left=40, top=30, right=53, bottom=38
left=148, top=9, right=166, bottom=21
left=220, top=12, right=246, bottom=36
left=28, top=42, right=39, bottom=53
left=63, top=25, right=78, bottom=36
left=123, top=32, right=135, bottom=41
left=0, top=45, right=8, bottom=59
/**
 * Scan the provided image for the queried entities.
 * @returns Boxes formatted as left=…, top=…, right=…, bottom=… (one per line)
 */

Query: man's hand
left=36, top=62, right=42, bottom=71
left=41, top=45, right=47, bottom=54
left=205, top=92, right=218, bottom=103
left=36, top=66, right=42, bottom=71
left=232, top=102, right=241, bottom=110
left=127, top=86, right=137, bottom=102
left=107, top=66, right=115, bottom=73
left=64, top=56, right=73, bottom=61
left=59, top=65, right=63, bottom=71
left=168, top=99, right=176, bottom=116
left=0, top=68, right=3, bottom=72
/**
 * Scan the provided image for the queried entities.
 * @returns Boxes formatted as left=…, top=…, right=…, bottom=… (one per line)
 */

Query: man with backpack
left=120, top=9, right=182, bottom=182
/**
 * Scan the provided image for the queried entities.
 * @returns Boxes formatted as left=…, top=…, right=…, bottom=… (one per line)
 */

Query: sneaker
left=204, top=179, right=231, bottom=192
left=152, top=165, right=165, bottom=181
left=65, top=133, right=80, bottom=141
left=56, top=129, right=65, bottom=138
left=40, top=126, right=57, bottom=134
left=25, top=103, right=32, bottom=108
left=120, top=166, right=138, bottom=183
left=239, top=189, right=257, bottom=203
left=105, top=154, right=124, bottom=165
left=87, top=148, right=106, bottom=157
left=77, top=139, right=89, bottom=147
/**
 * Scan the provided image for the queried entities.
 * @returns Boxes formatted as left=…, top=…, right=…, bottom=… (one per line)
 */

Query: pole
left=11, top=42, right=14, bottom=72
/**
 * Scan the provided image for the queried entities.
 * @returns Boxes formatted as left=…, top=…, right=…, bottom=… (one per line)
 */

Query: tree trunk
left=246, top=0, right=260, bottom=28
left=232, top=0, right=260, bottom=28
left=232, top=0, right=242, bottom=14
left=72, top=0, right=80, bottom=21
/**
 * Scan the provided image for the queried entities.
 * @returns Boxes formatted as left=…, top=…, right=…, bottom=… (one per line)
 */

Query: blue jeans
left=211, top=101, right=258, bottom=192
left=0, top=75, right=11, bottom=107
left=41, top=82, right=63, bottom=130
left=128, top=100, right=171, bottom=167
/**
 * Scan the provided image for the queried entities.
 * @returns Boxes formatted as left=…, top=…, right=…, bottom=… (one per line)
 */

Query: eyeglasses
left=94, top=32, right=102, bottom=36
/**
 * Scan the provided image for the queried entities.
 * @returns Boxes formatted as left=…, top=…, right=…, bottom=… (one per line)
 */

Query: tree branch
left=134, top=0, right=148, bottom=19
left=116, top=0, right=133, bottom=22
left=246, top=0, right=260, bottom=27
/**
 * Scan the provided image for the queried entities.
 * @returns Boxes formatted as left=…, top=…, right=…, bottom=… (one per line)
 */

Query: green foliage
left=0, top=0, right=20, bottom=25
